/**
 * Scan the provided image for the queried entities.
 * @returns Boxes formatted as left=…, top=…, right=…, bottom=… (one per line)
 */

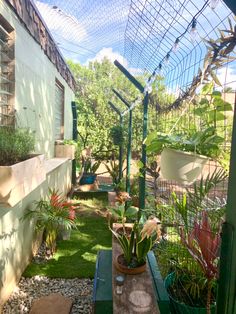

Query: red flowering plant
left=179, top=211, right=221, bottom=314
left=23, top=189, right=79, bottom=255
left=163, top=170, right=226, bottom=313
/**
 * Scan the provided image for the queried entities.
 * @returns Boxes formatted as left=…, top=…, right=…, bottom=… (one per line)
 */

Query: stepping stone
left=29, top=293, right=73, bottom=314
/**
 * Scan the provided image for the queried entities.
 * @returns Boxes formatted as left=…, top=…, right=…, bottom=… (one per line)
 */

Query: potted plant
left=161, top=170, right=226, bottom=314
left=164, top=211, right=220, bottom=314
left=146, top=85, right=229, bottom=185
left=110, top=216, right=161, bottom=274
left=103, top=157, right=126, bottom=203
left=22, top=189, right=79, bottom=256
left=79, top=157, right=101, bottom=185
left=0, top=127, right=46, bottom=207
left=55, top=139, right=77, bottom=160
left=146, top=127, right=223, bottom=185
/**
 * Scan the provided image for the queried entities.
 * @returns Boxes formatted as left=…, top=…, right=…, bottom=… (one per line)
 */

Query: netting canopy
left=35, top=0, right=235, bottom=101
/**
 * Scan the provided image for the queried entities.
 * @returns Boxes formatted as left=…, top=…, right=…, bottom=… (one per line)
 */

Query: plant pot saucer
left=114, top=254, right=146, bottom=275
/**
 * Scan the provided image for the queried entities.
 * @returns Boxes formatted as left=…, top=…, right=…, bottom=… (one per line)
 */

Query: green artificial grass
left=23, top=198, right=111, bottom=278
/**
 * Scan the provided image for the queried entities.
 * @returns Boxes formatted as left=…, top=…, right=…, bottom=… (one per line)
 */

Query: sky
left=35, top=0, right=236, bottom=90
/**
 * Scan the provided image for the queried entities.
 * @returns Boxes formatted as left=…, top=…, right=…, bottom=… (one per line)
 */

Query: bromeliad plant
left=23, top=189, right=79, bottom=255
left=110, top=217, right=161, bottom=268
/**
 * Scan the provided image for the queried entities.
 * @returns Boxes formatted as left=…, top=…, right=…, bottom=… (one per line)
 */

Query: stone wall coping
left=44, top=158, right=69, bottom=175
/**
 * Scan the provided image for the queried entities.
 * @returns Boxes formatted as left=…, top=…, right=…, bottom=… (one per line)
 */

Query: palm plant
left=23, top=190, right=78, bottom=254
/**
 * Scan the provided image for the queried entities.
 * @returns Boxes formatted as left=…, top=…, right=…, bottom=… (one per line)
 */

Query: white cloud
left=35, top=1, right=87, bottom=44
left=129, top=67, right=143, bottom=76
left=217, top=67, right=236, bottom=90
left=85, top=47, right=128, bottom=67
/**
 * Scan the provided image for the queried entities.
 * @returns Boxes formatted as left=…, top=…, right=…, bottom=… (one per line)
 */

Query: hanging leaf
left=208, top=110, right=226, bottom=122
left=212, top=91, right=222, bottom=98
left=199, top=98, right=209, bottom=105
left=214, top=98, right=233, bottom=111
left=137, top=160, right=144, bottom=169
left=201, top=82, right=214, bottom=95
left=145, top=131, right=157, bottom=145
left=194, top=107, right=208, bottom=116
left=210, top=71, right=222, bottom=86
left=223, top=42, right=236, bottom=55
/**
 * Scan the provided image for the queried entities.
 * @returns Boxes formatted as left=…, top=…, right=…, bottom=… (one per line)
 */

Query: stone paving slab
left=29, top=293, right=73, bottom=314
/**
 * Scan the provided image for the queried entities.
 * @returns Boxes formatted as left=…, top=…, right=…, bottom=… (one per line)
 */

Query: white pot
left=0, top=154, right=46, bottom=207
left=160, top=148, right=208, bottom=185
left=57, top=228, right=71, bottom=241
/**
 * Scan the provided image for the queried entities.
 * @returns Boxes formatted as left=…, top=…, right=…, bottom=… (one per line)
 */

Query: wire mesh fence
left=35, top=0, right=236, bottom=311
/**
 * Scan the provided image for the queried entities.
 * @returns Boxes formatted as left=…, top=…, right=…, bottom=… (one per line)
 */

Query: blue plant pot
left=79, top=174, right=97, bottom=185
left=164, top=272, right=216, bottom=314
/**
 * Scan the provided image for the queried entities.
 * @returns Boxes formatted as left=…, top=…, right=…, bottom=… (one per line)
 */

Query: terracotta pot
left=114, top=254, right=146, bottom=275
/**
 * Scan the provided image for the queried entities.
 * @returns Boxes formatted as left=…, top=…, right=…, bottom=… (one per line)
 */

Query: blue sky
left=35, top=0, right=236, bottom=90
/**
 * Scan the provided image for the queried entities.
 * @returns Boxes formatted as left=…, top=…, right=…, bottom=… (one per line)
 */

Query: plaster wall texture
left=0, top=159, right=72, bottom=308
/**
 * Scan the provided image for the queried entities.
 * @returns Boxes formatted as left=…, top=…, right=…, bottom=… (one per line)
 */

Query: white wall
left=0, top=1, right=75, bottom=158
left=0, top=159, right=72, bottom=308
left=0, top=1, right=76, bottom=308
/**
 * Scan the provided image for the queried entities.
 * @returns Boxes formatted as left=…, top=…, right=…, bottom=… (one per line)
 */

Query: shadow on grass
left=23, top=214, right=111, bottom=279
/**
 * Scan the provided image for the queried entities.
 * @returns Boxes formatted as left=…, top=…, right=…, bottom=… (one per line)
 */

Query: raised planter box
left=0, top=154, right=46, bottom=207
left=55, top=144, right=75, bottom=160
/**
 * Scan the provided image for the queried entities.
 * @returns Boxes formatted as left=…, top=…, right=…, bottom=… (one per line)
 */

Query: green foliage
left=67, top=58, right=160, bottom=155
left=147, top=83, right=232, bottom=163
left=103, top=158, right=124, bottom=187
left=107, top=204, right=138, bottom=224
left=0, top=127, right=35, bottom=165
left=146, top=126, right=224, bottom=159
left=167, top=268, right=216, bottom=308
left=186, top=169, right=227, bottom=212
left=110, top=125, right=124, bottom=145
left=83, top=158, right=101, bottom=174
left=63, top=139, right=77, bottom=146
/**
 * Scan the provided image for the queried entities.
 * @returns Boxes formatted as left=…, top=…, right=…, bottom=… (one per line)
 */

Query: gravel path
left=3, top=276, right=93, bottom=314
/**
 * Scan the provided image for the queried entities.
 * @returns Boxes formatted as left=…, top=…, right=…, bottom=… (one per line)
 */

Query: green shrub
left=110, top=125, right=124, bottom=146
left=0, top=127, right=35, bottom=166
